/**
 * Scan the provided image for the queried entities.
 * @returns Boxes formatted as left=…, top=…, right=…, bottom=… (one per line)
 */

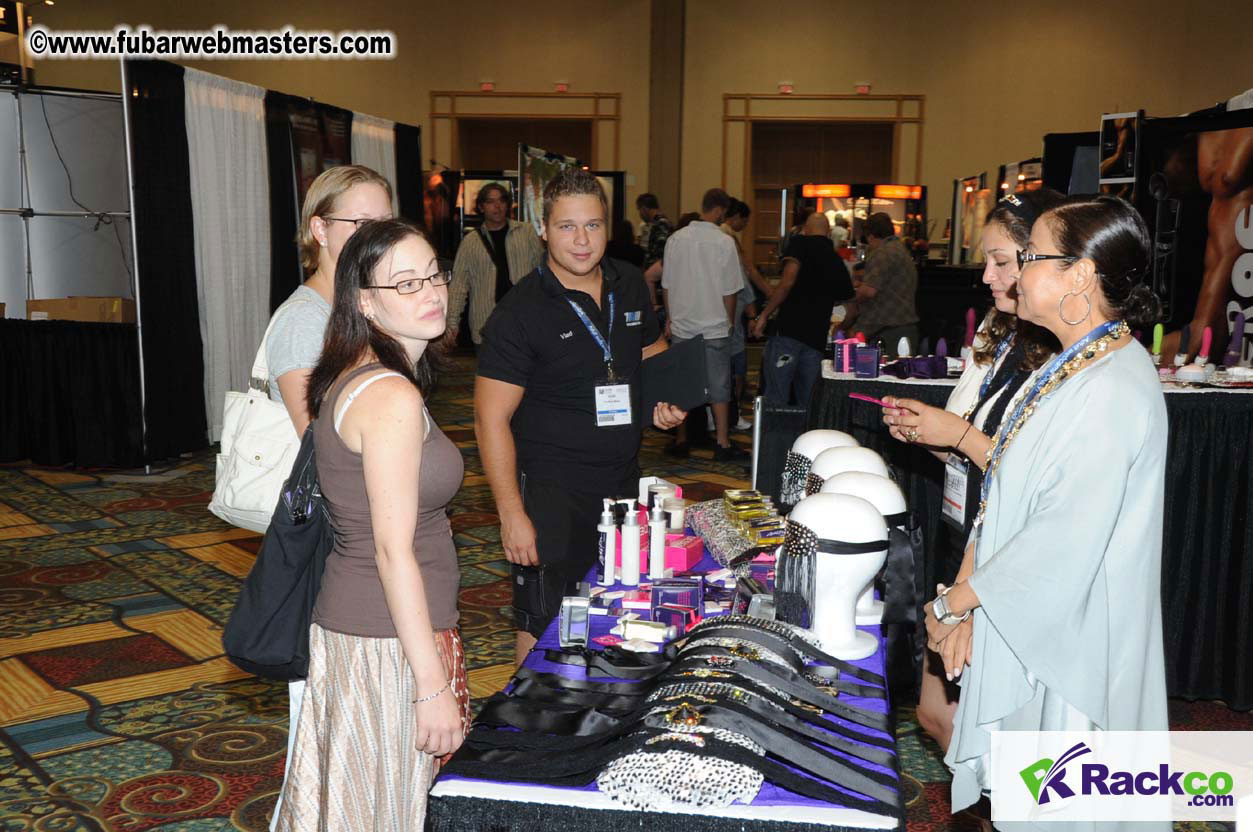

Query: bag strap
left=249, top=296, right=317, bottom=389
left=334, top=371, right=406, bottom=435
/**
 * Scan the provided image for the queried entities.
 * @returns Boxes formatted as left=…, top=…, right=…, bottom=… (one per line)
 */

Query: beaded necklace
left=972, top=319, right=1129, bottom=530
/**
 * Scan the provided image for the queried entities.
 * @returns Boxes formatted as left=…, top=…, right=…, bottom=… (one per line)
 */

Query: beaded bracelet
left=412, top=680, right=449, bottom=704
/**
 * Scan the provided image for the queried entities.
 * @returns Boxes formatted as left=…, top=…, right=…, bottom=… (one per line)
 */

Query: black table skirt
left=428, top=796, right=902, bottom=832
left=0, top=319, right=144, bottom=468
left=808, top=376, right=1253, bottom=711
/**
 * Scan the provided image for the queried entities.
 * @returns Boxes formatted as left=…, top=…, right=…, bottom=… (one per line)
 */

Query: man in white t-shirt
left=660, top=187, right=746, bottom=461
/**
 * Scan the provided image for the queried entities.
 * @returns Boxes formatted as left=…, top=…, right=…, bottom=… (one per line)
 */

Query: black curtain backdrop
left=125, top=60, right=208, bottom=462
left=806, top=377, right=1253, bottom=710
left=394, top=122, right=424, bottom=228
left=0, top=320, right=143, bottom=467
left=265, top=91, right=302, bottom=312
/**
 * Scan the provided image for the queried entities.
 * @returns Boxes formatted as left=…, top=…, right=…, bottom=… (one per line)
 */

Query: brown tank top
left=311, top=363, right=464, bottom=636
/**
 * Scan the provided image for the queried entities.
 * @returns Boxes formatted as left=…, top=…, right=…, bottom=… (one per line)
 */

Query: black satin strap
left=682, top=620, right=888, bottom=688
left=541, top=644, right=676, bottom=680
left=883, top=511, right=910, bottom=527
left=511, top=665, right=649, bottom=695
left=816, top=537, right=889, bottom=554
left=880, top=526, right=919, bottom=626
left=679, top=646, right=885, bottom=699
left=661, top=657, right=890, bottom=733
left=475, top=693, right=625, bottom=736
left=644, top=707, right=899, bottom=806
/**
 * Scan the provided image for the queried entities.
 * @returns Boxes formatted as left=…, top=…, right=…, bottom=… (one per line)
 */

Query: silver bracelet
left=411, top=680, right=449, bottom=704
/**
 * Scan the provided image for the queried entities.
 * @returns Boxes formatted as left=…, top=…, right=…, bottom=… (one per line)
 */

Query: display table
left=429, top=549, right=904, bottom=832
left=808, top=366, right=1253, bottom=711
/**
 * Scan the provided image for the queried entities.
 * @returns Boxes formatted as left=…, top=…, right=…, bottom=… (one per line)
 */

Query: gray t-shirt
left=265, top=284, right=332, bottom=406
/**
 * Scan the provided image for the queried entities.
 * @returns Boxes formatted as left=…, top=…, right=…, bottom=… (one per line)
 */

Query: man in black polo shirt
left=475, top=169, right=685, bottom=663
left=750, top=211, right=854, bottom=406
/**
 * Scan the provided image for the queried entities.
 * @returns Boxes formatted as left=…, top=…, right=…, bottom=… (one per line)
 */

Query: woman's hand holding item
left=882, top=397, right=966, bottom=448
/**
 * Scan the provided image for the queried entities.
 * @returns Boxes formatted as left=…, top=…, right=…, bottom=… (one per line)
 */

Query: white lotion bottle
left=648, top=504, right=667, bottom=579
left=620, top=508, right=641, bottom=587
left=597, top=499, right=617, bottom=585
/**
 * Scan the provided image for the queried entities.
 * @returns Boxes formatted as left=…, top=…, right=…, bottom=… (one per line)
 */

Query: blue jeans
left=762, top=335, right=823, bottom=408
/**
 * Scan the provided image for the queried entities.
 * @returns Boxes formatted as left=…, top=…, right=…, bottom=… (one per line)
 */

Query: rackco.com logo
left=1020, top=742, right=1235, bottom=808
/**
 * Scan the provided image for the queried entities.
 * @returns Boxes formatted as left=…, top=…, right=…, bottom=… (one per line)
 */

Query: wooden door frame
left=430, top=90, right=621, bottom=169
left=722, top=93, right=926, bottom=193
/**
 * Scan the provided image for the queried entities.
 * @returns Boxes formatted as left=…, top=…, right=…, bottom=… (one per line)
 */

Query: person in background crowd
left=661, top=188, right=747, bottom=461
left=475, top=169, right=685, bottom=665
left=446, top=183, right=544, bottom=348
left=878, top=188, right=1063, bottom=754
left=262, top=163, right=392, bottom=831
left=751, top=211, right=853, bottom=407
left=830, top=214, right=851, bottom=248
left=606, top=218, right=646, bottom=269
left=915, top=196, right=1168, bottom=827
left=723, top=198, right=774, bottom=299
left=278, top=219, right=468, bottom=831
left=851, top=211, right=920, bottom=356
left=636, top=192, right=673, bottom=271
left=720, top=199, right=760, bottom=429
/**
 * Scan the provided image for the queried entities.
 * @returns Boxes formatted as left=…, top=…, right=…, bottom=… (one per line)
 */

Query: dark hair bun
left=1121, top=283, right=1163, bottom=330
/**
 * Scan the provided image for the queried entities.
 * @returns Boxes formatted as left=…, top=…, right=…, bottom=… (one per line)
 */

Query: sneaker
left=734, top=416, right=753, bottom=431
left=665, top=441, right=690, bottom=458
left=713, top=444, right=749, bottom=462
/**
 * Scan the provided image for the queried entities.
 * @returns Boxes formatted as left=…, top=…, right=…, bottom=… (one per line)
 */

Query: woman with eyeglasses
left=878, top=188, right=1062, bottom=753
left=275, top=219, right=468, bottom=831
left=925, top=196, right=1168, bottom=826
left=263, top=164, right=392, bottom=830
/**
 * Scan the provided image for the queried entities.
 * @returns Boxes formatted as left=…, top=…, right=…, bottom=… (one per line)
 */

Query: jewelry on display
left=412, top=680, right=449, bottom=704
left=973, top=320, right=1129, bottom=530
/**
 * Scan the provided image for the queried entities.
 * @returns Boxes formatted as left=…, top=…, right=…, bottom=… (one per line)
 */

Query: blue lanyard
left=977, top=334, right=1015, bottom=402
left=566, top=292, right=617, bottom=380
left=979, top=319, right=1123, bottom=510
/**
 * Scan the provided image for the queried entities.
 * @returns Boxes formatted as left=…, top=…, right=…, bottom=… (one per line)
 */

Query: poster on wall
left=1135, top=102, right=1253, bottom=364
left=1099, top=111, right=1142, bottom=201
left=519, top=143, right=581, bottom=237
left=949, top=173, right=988, bottom=265
left=289, top=102, right=352, bottom=205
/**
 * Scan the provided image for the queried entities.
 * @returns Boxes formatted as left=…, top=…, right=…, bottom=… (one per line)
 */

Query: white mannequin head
left=818, top=471, right=907, bottom=624
left=786, top=493, right=887, bottom=659
left=790, top=430, right=858, bottom=461
left=807, top=446, right=890, bottom=495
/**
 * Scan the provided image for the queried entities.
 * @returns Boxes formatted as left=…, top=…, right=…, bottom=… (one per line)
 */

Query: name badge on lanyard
left=942, top=454, right=970, bottom=528
left=565, top=292, right=632, bottom=428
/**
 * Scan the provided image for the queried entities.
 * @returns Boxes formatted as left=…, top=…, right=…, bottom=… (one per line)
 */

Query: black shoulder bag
left=222, top=425, right=334, bottom=681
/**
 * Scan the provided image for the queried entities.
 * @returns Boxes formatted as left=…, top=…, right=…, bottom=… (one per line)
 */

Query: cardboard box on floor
left=27, top=297, right=136, bottom=323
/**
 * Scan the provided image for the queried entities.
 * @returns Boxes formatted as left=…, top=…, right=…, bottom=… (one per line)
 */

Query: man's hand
left=749, top=315, right=767, bottom=339
left=653, top=403, right=685, bottom=430
left=501, top=508, right=539, bottom=566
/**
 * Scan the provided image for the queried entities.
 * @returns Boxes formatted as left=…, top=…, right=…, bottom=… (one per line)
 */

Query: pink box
left=664, top=534, right=704, bottom=572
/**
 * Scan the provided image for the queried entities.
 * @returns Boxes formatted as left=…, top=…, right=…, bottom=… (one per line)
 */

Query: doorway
left=748, top=121, right=894, bottom=269
left=455, top=118, right=593, bottom=169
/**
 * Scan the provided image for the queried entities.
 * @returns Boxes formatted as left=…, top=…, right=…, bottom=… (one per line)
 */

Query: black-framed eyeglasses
left=1016, top=250, right=1076, bottom=271
left=366, top=270, right=453, bottom=295
left=322, top=216, right=378, bottom=230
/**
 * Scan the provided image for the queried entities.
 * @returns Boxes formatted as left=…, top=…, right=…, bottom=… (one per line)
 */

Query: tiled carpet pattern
left=0, top=348, right=1245, bottom=830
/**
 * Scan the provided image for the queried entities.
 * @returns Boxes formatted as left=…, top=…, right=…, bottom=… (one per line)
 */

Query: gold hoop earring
left=1059, top=290, right=1091, bottom=326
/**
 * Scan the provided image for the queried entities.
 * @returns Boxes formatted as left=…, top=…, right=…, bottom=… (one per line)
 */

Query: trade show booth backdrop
left=0, top=59, right=423, bottom=466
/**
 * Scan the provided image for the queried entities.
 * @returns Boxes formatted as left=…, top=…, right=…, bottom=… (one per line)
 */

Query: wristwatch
left=931, top=586, right=970, bottom=626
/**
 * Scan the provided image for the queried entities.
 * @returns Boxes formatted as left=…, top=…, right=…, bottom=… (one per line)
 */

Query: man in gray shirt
left=852, top=212, right=920, bottom=356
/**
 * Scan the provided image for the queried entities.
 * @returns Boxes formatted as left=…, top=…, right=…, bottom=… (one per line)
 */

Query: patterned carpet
left=0, top=347, right=1246, bottom=831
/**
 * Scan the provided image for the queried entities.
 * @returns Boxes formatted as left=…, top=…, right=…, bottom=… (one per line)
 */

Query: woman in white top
left=880, top=189, right=1062, bottom=753
left=264, top=164, right=392, bottom=830
left=925, top=195, right=1168, bottom=831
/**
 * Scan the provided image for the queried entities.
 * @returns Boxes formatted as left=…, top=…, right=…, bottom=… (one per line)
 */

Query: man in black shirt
left=476, top=169, right=686, bottom=663
left=750, top=212, right=854, bottom=406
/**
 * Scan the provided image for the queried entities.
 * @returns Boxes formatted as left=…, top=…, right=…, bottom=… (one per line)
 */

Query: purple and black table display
left=428, top=548, right=905, bottom=832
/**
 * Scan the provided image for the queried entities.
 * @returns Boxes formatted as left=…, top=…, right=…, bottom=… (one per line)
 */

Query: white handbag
left=208, top=304, right=305, bottom=533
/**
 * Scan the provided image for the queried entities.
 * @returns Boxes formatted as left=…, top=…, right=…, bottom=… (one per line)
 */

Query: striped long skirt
left=274, top=624, right=471, bottom=832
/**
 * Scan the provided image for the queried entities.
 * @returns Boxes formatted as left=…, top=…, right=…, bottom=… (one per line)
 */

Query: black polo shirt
left=477, top=257, right=661, bottom=490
